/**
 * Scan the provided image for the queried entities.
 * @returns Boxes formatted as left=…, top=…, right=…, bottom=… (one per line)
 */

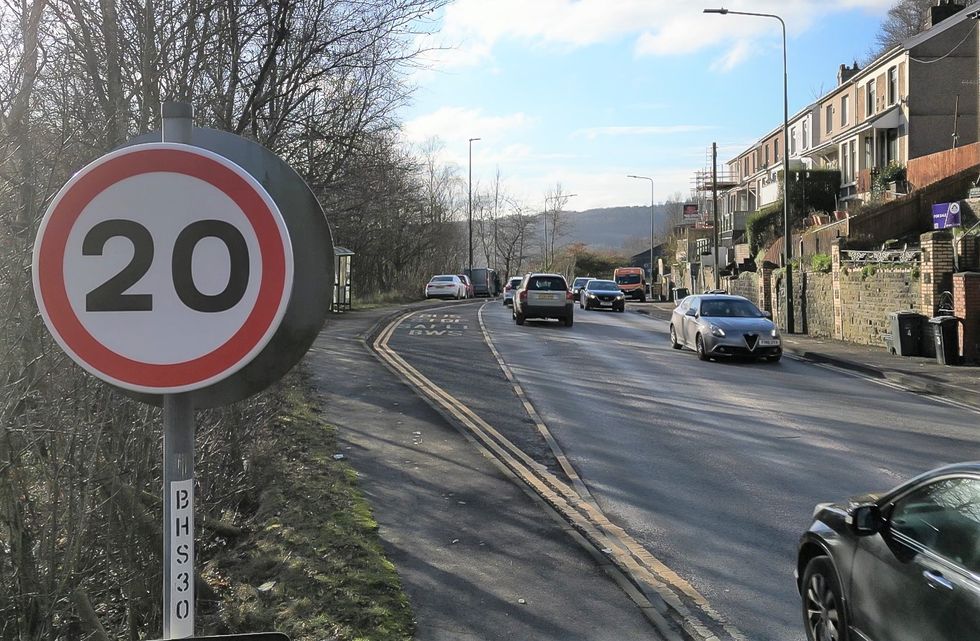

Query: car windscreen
left=509, top=278, right=522, bottom=286
left=699, top=299, right=763, bottom=318
left=573, top=278, right=590, bottom=286
left=431, top=276, right=454, bottom=282
left=587, top=280, right=619, bottom=291
left=528, top=276, right=567, bottom=291
left=616, top=274, right=641, bottom=284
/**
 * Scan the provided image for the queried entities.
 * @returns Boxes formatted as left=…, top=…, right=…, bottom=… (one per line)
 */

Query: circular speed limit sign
left=33, top=143, right=294, bottom=394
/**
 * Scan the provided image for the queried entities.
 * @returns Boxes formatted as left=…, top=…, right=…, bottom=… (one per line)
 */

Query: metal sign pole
left=161, top=101, right=195, bottom=639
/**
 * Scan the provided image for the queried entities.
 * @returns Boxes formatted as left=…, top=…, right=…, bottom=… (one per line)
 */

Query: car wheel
left=617, top=306, right=624, bottom=313
left=670, top=325, right=682, bottom=349
left=515, top=312, right=525, bottom=326
left=695, top=334, right=709, bottom=361
left=639, top=292, right=646, bottom=302
left=564, top=315, right=573, bottom=327
left=802, top=556, right=848, bottom=641
left=768, top=354, right=782, bottom=363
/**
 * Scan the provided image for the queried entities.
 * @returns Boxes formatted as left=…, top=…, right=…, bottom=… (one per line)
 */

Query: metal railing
left=840, top=248, right=921, bottom=264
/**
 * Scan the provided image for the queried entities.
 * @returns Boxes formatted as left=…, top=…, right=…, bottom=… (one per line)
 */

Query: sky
left=399, top=0, right=899, bottom=212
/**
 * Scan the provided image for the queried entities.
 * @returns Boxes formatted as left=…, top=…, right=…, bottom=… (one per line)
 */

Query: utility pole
left=712, top=142, right=720, bottom=290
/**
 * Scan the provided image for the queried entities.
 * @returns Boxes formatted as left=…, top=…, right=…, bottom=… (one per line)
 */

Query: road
left=385, top=299, right=980, bottom=641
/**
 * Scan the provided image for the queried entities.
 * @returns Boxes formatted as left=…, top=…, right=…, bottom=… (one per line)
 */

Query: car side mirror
left=849, top=504, right=883, bottom=536
left=762, top=311, right=772, bottom=319
left=685, top=308, right=697, bottom=317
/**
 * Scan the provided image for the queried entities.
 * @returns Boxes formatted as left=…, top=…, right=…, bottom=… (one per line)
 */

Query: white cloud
left=418, top=0, right=896, bottom=73
left=572, top=125, right=714, bottom=140
left=491, top=166, right=699, bottom=212
left=402, top=107, right=532, bottom=145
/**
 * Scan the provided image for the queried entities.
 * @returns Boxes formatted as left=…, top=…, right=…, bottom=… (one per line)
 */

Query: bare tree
left=542, top=182, right=574, bottom=271
left=496, top=199, right=537, bottom=279
left=871, top=0, right=977, bottom=58
left=0, top=0, right=452, bottom=638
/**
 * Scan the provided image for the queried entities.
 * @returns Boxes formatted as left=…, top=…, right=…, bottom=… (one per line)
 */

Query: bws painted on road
left=406, top=312, right=469, bottom=337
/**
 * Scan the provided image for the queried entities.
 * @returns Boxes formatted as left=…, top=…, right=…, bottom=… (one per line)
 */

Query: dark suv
left=797, top=462, right=980, bottom=641
left=513, top=273, right=573, bottom=327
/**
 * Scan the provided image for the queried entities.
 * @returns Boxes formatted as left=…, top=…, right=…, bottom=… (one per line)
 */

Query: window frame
left=841, top=95, right=850, bottom=127
left=887, top=66, right=898, bottom=106
left=885, top=474, right=980, bottom=574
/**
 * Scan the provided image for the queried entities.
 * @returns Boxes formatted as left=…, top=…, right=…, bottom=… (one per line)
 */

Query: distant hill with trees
left=559, top=205, right=671, bottom=251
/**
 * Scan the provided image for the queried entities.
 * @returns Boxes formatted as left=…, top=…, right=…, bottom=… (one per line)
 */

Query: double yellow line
left=371, top=306, right=746, bottom=641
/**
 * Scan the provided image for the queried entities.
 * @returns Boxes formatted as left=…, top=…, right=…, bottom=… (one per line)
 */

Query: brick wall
left=839, top=266, right=919, bottom=346
left=953, top=272, right=980, bottom=361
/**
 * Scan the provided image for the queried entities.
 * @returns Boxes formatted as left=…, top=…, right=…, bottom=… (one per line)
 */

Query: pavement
left=640, top=301, right=980, bottom=411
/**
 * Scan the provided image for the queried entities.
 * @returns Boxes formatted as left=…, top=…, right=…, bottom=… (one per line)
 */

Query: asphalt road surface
left=389, top=299, right=980, bottom=641
left=309, top=306, right=659, bottom=641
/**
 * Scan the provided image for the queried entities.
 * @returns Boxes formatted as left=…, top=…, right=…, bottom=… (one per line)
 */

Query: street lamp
left=704, top=7, right=794, bottom=333
left=627, top=175, right=655, bottom=299
left=468, top=137, right=481, bottom=274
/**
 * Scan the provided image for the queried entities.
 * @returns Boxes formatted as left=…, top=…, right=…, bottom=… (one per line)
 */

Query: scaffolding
left=688, top=145, right=739, bottom=226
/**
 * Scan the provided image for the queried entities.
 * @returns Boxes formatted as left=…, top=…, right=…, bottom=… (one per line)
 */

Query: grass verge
left=200, top=371, right=414, bottom=641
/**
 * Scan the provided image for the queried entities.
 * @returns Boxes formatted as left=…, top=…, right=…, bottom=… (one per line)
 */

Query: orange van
left=613, top=266, right=646, bottom=302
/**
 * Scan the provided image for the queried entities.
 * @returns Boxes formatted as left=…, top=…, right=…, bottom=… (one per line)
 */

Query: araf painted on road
left=407, top=313, right=468, bottom=336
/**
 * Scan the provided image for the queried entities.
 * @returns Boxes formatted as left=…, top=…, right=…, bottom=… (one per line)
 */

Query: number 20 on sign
left=32, top=143, right=294, bottom=394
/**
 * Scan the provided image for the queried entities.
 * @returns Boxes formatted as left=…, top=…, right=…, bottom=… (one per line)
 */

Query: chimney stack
left=837, top=61, right=860, bottom=86
left=929, top=1, right=965, bottom=28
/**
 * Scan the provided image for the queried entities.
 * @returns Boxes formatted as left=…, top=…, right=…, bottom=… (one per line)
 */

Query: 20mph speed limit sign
left=33, top=143, right=294, bottom=394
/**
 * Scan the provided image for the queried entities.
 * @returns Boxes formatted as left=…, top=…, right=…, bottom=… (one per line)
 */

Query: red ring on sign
left=36, top=147, right=288, bottom=390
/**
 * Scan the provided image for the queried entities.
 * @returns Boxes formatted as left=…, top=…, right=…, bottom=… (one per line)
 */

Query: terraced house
left=717, top=0, right=978, bottom=229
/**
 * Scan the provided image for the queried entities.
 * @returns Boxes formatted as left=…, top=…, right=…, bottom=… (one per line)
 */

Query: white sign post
left=32, top=102, right=294, bottom=639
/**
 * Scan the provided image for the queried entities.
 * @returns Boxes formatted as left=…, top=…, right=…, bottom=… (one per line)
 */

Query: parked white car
left=502, top=276, right=523, bottom=306
left=425, top=274, right=467, bottom=300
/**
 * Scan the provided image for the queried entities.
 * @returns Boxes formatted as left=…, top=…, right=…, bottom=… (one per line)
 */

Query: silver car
left=669, top=294, right=782, bottom=362
left=513, top=273, right=574, bottom=327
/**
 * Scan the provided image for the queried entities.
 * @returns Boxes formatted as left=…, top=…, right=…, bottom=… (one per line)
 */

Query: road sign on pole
left=33, top=142, right=293, bottom=394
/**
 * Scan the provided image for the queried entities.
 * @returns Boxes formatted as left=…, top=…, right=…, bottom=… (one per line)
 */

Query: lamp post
left=627, top=175, right=655, bottom=299
left=468, top=137, right=481, bottom=274
left=704, top=7, right=793, bottom=333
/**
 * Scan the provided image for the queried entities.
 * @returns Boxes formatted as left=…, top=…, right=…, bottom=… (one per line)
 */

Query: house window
left=866, top=82, right=875, bottom=118
left=825, top=105, right=833, bottom=134
left=865, top=136, right=873, bottom=169
left=841, top=95, right=850, bottom=127
left=764, top=146, right=770, bottom=166
left=888, top=67, right=897, bottom=105
left=841, top=143, right=849, bottom=183
left=743, top=157, right=749, bottom=178
left=887, top=128, right=899, bottom=163
left=802, top=120, right=809, bottom=150
left=850, top=141, right=857, bottom=182
left=775, top=138, right=780, bottom=162
left=790, top=126, right=797, bottom=156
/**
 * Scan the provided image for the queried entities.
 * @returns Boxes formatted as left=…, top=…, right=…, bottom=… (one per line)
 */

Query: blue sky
left=402, top=0, right=897, bottom=211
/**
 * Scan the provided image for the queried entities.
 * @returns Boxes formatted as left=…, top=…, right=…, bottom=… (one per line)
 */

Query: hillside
left=555, top=205, right=670, bottom=251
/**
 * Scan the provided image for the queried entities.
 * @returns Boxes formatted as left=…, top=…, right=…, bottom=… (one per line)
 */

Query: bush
left=811, top=253, right=832, bottom=273
left=781, top=168, right=841, bottom=216
left=746, top=202, right=784, bottom=256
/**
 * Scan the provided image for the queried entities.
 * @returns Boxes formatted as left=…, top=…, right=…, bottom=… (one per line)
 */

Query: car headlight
left=587, top=293, right=596, bottom=298
left=616, top=294, right=624, bottom=300
left=771, top=328, right=779, bottom=338
left=710, top=325, right=725, bottom=337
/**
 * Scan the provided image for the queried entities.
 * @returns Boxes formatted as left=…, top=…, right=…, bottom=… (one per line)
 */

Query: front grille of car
left=744, top=334, right=759, bottom=351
